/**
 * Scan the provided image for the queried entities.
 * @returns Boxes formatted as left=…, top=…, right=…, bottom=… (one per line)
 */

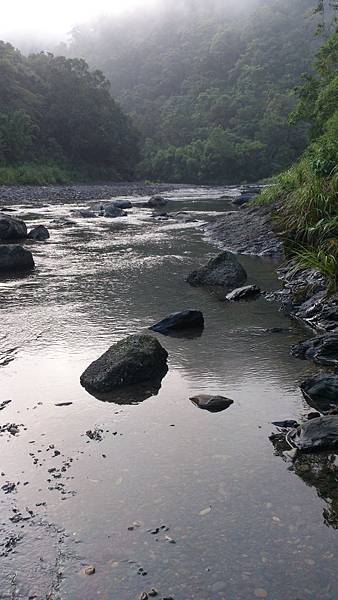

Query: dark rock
left=291, top=333, right=338, bottom=368
left=27, top=225, right=50, bottom=241
left=112, top=199, right=132, bottom=209
left=147, top=195, right=167, bottom=208
left=0, top=214, right=27, bottom=240
left=264, top=327, right=292, bottom=334
left=190, top=394, right=233, bottom=413
left=80, top=334, right=168, bottom=394
left=173, top=211, right=196, bottom=223
left=187, top=251, right=247, bottom=290
left=307, top=412, right=321, bottom=420
left=301, top=374, right=338, bottom=413
left=104, top=205, right=127, bottom=218
left=150, top=310, right=204, bottom=335
left=0, top=245, right=34, bottom=272
left=226, top=285, right=261, bottom=301
left=272, top=420, right=299, bottom=429
left=288, top=416, right=338, bottom=451
left=232, top=192, right=257, bottom=206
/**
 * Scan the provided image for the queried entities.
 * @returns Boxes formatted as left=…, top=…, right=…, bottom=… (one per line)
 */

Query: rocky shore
left=0, top=181, right=184, bottom=207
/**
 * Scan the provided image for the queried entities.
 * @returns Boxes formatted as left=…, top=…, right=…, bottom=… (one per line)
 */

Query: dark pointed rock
left=187, top=251, right=247, bottom=290
left=226, top=285, right=261, bottom=301
left=150, top=310, right=204, bottom=335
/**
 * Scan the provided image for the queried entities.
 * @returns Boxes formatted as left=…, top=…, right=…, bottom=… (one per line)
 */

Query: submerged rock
left=187, top=251, right=247, bottom=290
left=0, top=214, right=27, bottom=240
left=147, top=195, right=167, bottom=208
left=288, top=416, right=338, bottom=451
left=173, top=211, right=197, bottom=223
left=190, top=394, right=233, bottom=413
left=291, top=333, right=338, bottom=368
left=80, top=334, right=168, bottom=393
left=301, top=374, right=338, bottom=413
left=226, top=285, right=261, bottom=301
left=72, top=209, right=97, bottom=218
left=27, top=225, right=50, bottom=241
left=150, top=310, right=204, bottom=335
left=0, top=245, right=34, bottom=272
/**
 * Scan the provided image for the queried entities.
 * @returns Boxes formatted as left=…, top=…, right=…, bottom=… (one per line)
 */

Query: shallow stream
left=1, top=187, right=337, bottom=600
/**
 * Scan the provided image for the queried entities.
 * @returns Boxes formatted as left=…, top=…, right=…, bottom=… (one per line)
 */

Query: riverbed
left=1, top=186, right=337, bottom=600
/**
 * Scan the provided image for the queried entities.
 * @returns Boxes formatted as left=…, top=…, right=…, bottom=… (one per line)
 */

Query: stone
left=112, top=199, right=132, bottom=209
left=272, top=420, right=299, bottom=429
left=0, top=214, right=27, bottom=240
left=226, top=285, right=261, bottom=301
left=27, top=225, right=50, bottom=241
left=291, top=333, right=338, bottom=368
left=147, top=195, right=167, bottom=208
left=300, top=374, right=338, bottom=413
left=173, top=211, right=196, bottom=223
left=190, top=394, right=233, bottom=413
left=104, top=205, right=127, bottom=218
left=80, top=334, right=168, bottom=394
left=84, top=565, right=95, bottom=576
left=150, top=310, right=204, bottom=335
left=0, top=245, right=34, bottom=272
left=187, top=251, right=247, bottom=290
left=72, top=209, right=97, bottom=218
left=288, top=416, right=338, bottom=451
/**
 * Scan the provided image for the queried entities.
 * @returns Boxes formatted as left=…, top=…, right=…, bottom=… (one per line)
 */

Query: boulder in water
left=291, top=333, right=338, bottom=368
left=80, top=334, right=168, bottom=393
left=190, top=394, right=233, bottom=413
left=27, top=225, right=50, bottom=241
left=0, top=214, right=27, bottom=241
left=288, top=415, right=338, bottom=451
left=150, top=309, right=204, bottom=335
left=226, top=285, right=261, bottom=301
left=104, top=205, right=127, bottom=218
left=187, top=251, right=247, bottom=290
left=72, top=209, right=97, bottom=218
left=112, top=199, right=133, bottom=209
left=0, top=245, right=34, bottom=272
left=147, top=195, right=167, bottom=208
left=300, top=374, right=338, bottom=413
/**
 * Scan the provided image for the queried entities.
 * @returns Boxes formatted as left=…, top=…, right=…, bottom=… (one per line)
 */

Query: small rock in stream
left=190, top=394, right=233, bottom=413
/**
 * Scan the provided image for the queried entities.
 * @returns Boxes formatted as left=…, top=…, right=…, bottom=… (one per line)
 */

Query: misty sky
left=1, top=0, right=157, bottom=37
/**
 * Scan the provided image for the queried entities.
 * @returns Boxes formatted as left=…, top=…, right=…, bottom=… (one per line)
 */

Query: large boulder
left=150, top=309, right=204, bottom=335
left=288, top=416, right=338, bottom=451
left=291, top=333, right=338, bottom=368
left=80, top=334, right=168, bottom=393
left=190, top=394, right=233, bottom=413
left=27, top=225, right=50, bottom=241
left=147, top=195, right=167, bottom=208
left=301, top=374, right=338, bottom=413
left=104, top=205, right=127, bottom=218
left=0, top=245, right=34, bottom=272
left=226, top=285, right=261, bottom=301
left=187, top=251, right=247, bottom=290
left=0, top=214, right=27, bottom=241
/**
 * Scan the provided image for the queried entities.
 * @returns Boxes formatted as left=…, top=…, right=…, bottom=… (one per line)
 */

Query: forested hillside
left=0, top=43, right=139, bottom=183
left=67, top=0, right=321, bottom=183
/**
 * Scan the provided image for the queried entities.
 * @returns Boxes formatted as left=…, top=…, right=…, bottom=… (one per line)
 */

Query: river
left=1, top=186, right=337, bottom=600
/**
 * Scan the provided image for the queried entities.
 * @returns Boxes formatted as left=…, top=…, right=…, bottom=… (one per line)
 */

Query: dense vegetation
left=258, top=3, right=338, bottom=290
left=0, top=43, right=139, bottom=183
left=67, top=0, right=320, bottom=184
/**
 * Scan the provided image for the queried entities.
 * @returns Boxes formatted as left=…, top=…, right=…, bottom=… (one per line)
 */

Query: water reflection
left=83, top=368, right=168, bottom=405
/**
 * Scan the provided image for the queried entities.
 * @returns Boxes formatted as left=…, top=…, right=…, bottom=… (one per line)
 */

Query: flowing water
left=1, top=187, right=337, bottom=600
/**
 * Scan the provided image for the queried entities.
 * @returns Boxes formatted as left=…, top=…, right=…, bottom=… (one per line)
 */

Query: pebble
left=254, top=588, right=268, bottom=598
left=84, top=565, right=96, bottom=576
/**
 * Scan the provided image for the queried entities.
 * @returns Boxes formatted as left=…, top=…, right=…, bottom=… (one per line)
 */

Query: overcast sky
left=1, top=0, right=157, bottom=38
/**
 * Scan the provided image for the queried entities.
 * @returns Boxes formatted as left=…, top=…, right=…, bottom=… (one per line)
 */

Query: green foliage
left=0, top=42, right=140, bottom=182
left=67, top=0, right=320, bottom=184
left=0, top=163, right=74, bottom=185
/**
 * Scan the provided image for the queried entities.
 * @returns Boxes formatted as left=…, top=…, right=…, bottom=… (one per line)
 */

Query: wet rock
left=0, top=214, right=27, bottom=240
left=173, top=211, right=196, bottom=223
left=0, top=245, right=34, bottom=272
left=80, top=334, right=168, bottom=394
left=72, top=209, right=97, bottom=218
left=0, top=399, right=11, bottom=411
left=272, top=420, right=299, bottom=429
left=288, top=416, right=338, bottom=451
left=190, top=394, right=233, bottom=413
left=300, top=374, right=338, bottom=413
left=147, top=195, right=167, bottom=208
left=27, top=225, right=50, bottom=241
left=84, top=565, right=95, bottom=576
left=187, top=251, right=247, bottom=290
left=1, top=482, right=16, bottom=494
left=112, top=199, right=132, bottom=209
left=291, top=333, right=338, bottom=368
left=104, top=205, right=127, bottom=218
left=150, top=309, right=204, bottom=335
left=307, top=412, right=321, bottom=420
left=226, top=285, right=261, bottom=301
